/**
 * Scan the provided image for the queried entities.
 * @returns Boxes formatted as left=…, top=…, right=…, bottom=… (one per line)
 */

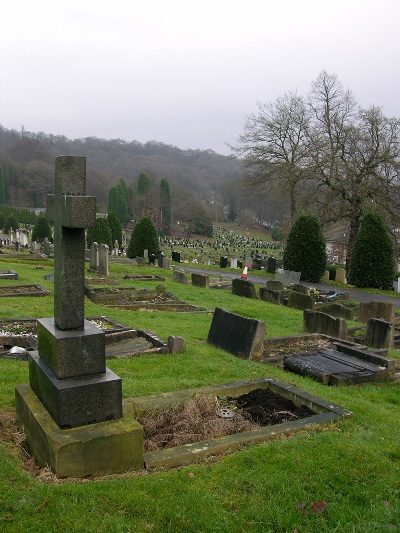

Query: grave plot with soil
left=139, top=388, right=316, bottom=452
left=0, top=284, right=50, bottom=297
left=128, top=377, right=353, bottom=469
left=0, top=316, right=169, bottom=359
left=84, top=283, right=209, bottom=312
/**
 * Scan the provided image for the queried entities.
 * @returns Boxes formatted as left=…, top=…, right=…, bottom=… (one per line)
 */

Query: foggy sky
left=1, top=0, right=399, bottom=155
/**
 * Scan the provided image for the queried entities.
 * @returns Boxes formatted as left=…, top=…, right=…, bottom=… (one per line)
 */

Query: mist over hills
left=0, top=125, right=243, bottom=211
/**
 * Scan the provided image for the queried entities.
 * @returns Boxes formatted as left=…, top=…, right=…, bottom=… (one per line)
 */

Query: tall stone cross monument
left=16, top=156, right=143, bottom=477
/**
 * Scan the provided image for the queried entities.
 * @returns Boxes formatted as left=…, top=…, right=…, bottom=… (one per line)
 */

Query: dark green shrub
left=0, top=212, right=5, bottom=231
left=348, top=211, right=395, bottom=289
left=107, top=210, right=122, bottom=248
left=283, top=212, right=327, bottom=282
left=4, top=214, right=19, bottom=234
left=86, top=218, right=112, bottom=249
left=127, top=216, right=159, bottom=258
left=271, top=226, right=283, bottom=241
left=31, top=215, right=52, bottom=242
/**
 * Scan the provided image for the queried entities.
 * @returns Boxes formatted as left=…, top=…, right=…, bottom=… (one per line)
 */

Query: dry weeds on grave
left=139, top=394, right=259, bottom=452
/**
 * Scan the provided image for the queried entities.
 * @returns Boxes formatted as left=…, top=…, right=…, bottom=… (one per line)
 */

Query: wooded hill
left=0, top=125, right=243, bottom=213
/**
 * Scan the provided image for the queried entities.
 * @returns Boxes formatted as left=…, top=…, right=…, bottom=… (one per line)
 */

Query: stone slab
left=0, top=269, right=18, bottom=280
left=29, top=352, right=122, bottom=428
left=15, top=384, right=143, bottom=477
left=358, top=301, right=395, bottom=324
left=37, top=318, right=106, bottom=379
left=284, top=347, right=394, bottom=385
left=207, top=307, right=265, bottom=361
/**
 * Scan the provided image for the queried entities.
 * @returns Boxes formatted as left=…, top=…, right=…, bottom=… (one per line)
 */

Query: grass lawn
left=0, top=257, right=399, bottom=532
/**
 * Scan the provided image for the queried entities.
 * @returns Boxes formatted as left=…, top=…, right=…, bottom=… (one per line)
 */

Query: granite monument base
left=16, top=384, right=144, bottom=477
left=29, top=352, right=122, bottom=429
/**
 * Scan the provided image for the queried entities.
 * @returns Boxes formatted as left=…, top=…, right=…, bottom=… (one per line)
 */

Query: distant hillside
left=0, top=125, right=243, bottom=210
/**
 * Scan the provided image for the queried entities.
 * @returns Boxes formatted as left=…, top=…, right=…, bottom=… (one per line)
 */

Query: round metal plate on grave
left=216, top=408, right=235, bottom=419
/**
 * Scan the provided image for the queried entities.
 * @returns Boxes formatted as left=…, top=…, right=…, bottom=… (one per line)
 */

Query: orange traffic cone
left=241, top=262, right=248, bottom=280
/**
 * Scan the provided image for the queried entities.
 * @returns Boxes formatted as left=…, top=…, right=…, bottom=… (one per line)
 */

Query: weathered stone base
left=29, top=352, right=122, bottom=428
left=15, top=384, right=144, bottom=477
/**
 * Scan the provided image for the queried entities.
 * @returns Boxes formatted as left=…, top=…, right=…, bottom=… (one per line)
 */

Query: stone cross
left=47, top=156, right=97, bottom=330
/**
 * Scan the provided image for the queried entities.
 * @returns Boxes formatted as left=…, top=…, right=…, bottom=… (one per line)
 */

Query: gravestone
left=230, top=256, right=238, bottom=269
left=245, top=256, right=252, bottom=270
left=172, top=269, right=188, bottom=284
left=232, top=278, right=257, bottom=299
left=259, top=287, right=286, bottom=305
left=266, top=279, right=284, bottom=291
left=358, top=301, right=395, bottom=324
left=287, top=291, right=315, bottom=311
left=220, top=256, right=228, bottom=268
left=303, top=309, right=347, bottom=340
left=43, top=237, right=50, bottom=255
left=144, top=249, right=148, bottom=260
left=284, top=342, right=395, bottom=385
left=364, top=318, right=394, bottom=349
left=191, top=272, right=209, bottom=288
left=317, top=303, right=355, bottom=321
left=267, top=257, right=276, bottom=273
left=335, top=268, right=346, bottom=284
left=158, top=253, right=164, bottom=268
left=16, top=156, right=143, bottom=477
left=207, top=307, right=266, bottom=361
left=292, top=283, right=310, bottom=295
left=90, top=242, right=99, bottom=271
left=113, top=240, right=119, bottom=257
left=162, top=256, right=171, bottom=270
left=98, top=243, right=109, bottom=276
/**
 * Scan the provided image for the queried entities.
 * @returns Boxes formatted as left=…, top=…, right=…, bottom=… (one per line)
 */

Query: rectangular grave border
left=0, top=284, right=51, bottom=297
left=125, top=376, right=352, bottom=470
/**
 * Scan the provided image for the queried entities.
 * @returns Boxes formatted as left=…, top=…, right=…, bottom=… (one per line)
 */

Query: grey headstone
left=98, top=243, right=109, bottom=277
left=364, top=318, right=394, bottom=349
left=168, top=335, right=185, bottom=353
left=303, top=309, right=347, bottom=340
left=207, top=307, right=266, bottom=361
left=358, top=301, right=396, bottom=324
left=232, top=278, right=257, bottom=299
left=259, top=287, right=286, bottom=305
left=172, top=269, right=188, bottom=284
left=266, top=279, right=284, bottom=291
left=191, top=273, right=209, bottom=288
left=288, top=291, right=315, bottom=311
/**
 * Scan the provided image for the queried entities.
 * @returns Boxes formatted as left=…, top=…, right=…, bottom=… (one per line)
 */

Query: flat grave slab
left=284, top=343, right=396, bottom=385
left=0, top=284, right=51, bottom=297
left=0, top=269, right=18, bottom=280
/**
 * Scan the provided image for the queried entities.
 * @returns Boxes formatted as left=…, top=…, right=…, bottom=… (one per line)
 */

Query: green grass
left=0, top=258, right=399, bottom=532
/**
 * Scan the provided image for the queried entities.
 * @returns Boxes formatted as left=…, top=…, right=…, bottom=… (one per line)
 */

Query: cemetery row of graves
left=0, top=154, right=399, bottom=530
left=1, top=234, right=400, bottom=530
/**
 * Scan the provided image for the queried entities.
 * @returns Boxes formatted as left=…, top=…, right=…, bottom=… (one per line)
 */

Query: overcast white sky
left=1, top=0, right=399, bottom=155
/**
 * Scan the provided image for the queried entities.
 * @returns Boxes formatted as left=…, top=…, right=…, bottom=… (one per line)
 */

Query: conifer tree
left=107, top=210, right=123, bottom=247
left=283, top=212, right=326, bottom=282
left=348, top=211, right=395, bottom=289
left=32, top=215, right=52, bottom=242
left=160, top=178, right=172, bottom=235
left=127, top=216, right=159, bottom=258
left=86, top=218, right=112, bottom=249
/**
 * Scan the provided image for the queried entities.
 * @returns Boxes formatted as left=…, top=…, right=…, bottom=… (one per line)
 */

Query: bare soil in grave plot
left=139, top=388, right=316, bottom=452
left=262, top=338, right=332, bottom=360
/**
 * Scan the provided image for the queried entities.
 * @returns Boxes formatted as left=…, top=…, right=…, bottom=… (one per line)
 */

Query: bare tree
left=231, top=91, right=311, bottom=222
left=308, top=71, right=400, bottom=271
